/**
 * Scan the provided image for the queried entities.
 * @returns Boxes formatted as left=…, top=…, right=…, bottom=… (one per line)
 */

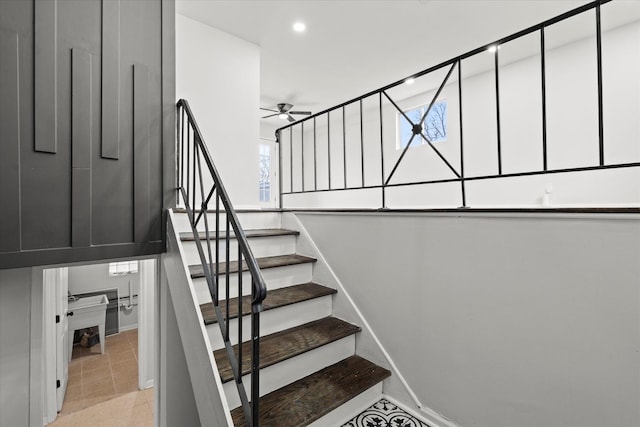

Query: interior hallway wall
left=176, top=14, right=261, bottom=208
left=297, top=212, right=640, bottom=427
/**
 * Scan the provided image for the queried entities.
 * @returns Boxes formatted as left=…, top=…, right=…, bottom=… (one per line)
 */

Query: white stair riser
left=181, top=235, right=297, bottom=265
left=207, top=296, right=333, bottom=349
left=224, top=335, right=356, bottom=410
left=193, top=263, right=314, bottom=305
left=172, top=212, right=282, bottom=233
left=308, top=384, right=383, bottom=427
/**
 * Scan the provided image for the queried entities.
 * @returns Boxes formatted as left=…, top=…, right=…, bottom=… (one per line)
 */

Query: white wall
left=280, top=14, right=640, bottom=208
left=68, top=263, right=140, bottom=330
left=176, top=14, right=261, bottom=208
left=296, top=212, right=640, bottom=427
left=0, top=267, right=43, bottom=427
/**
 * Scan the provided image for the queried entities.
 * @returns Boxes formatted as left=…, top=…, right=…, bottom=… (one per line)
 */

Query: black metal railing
left=276, top=0, right=640, bottom=209
left=177, top=99, right=266, bottom=426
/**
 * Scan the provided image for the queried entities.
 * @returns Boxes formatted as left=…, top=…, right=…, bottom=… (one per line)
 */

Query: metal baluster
left=178, top=107, right=184, bottom=196
left=277, top=130, right=283, bottom=209
left=540, top=28, right=548, bottom=171
left=360, top=99, right=365, bottom=188
left=251, top=289, right=260, bottom=426
left=458, top=60, right=467, bottom=208
left=328, top=111, right=332, bottom=190
left=186, top=122, right=191, bottom=209
left=301, top=122, right=305, bottom=192
left=215, top=195, right=220, bottom=305
left=494, top=45, right=502, bottom=175
left=596, top=4, right=605, bottom=166
left=225, top=214, right=230, bottom=341
left=379, top=92, right=386, bottom=208
left=192, top=139, right=198, bottom=214
left=343, top=106, right=347, bottom=189
left=289, top=129, right=293, bottom=193
left=237, top=244, right=243, bottom=384
left=313, top=117, right=317, bottom=191
left=194, top=141, right=216, bottom=302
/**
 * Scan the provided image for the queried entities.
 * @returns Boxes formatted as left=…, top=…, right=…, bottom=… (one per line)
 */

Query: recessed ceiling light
left=404, top=78, right=415, bottom=85
left=293, top=22, right=306, bottom=33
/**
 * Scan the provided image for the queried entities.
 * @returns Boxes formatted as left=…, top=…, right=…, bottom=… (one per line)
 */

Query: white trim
left=284, top=212, right=460, bottom=427
left=41, top=268, right=58, bottom=425
left=118, top=324, right=139, bottom=333
left=138, top=258, right=156, bottom=390
left=293, top=209, right=640, bottom=222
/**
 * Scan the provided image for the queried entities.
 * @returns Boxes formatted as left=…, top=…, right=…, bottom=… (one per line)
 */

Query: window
left=259, top=143, right=270, bottom=203
left=397, top=100, right=447, bottom=150
left=108, top=261, right=138, bottom=276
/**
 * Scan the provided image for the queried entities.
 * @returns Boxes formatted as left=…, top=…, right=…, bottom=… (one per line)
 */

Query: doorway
left=42, top=257, right=157, bottom=424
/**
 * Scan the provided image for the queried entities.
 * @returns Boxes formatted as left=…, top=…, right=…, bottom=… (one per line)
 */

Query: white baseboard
left=141, top=379, right=154, bottom=390
left=118, top=324, right=138, bottom=332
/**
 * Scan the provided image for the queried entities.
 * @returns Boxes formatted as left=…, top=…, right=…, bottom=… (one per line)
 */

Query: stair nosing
left=180, top=228, right=300, bottom=242
left=189, top=254, right=316, bottom=279
left=214, top=316, right=362, bottom=383
left=200, top=282, right=336, bottom=326
left=230, top=355, right=391, bottom=426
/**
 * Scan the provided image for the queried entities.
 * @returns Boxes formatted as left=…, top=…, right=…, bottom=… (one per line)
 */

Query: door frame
left=41, top=268, right=60, bottom=424
left=41, top=256, right=158, bottom=423
left=138, top=257, right=157, bottom=390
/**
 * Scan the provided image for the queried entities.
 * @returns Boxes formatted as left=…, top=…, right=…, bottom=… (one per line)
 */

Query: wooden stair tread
left=180, top=228, right=299, bottom=241
left=189, top=254, right=316, bottom=278
left=230, top=355, right=391, bottom=427
left=200, top=282, right=336, bottom=325
left=173, top=207, right=283, bottom=214
left=214, top=317, right=361, bottom=383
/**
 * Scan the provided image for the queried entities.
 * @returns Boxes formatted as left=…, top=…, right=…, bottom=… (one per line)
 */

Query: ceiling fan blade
left=287, top=114, right=296, bottom=123
left=261, top=113, right=279, bottom=119
left=289, top=111, right=312, bottom=116
left=260, top=107, right=278, bottom=113
left=278, top=103, right=293, bottom=113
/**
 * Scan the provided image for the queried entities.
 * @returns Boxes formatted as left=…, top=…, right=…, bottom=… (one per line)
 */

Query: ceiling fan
left=261, top=103, right=312, bottom=122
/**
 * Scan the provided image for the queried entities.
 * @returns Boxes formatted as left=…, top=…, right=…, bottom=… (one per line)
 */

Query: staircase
left=172, top=209, right=391, bottom=426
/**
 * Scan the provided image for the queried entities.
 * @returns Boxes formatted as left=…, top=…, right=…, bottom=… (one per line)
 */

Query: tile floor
left=342, top=398, right=430, bottom=427
left=49, top=328, right=153, bottom=426
left=49, top=388, right=153, bottom=427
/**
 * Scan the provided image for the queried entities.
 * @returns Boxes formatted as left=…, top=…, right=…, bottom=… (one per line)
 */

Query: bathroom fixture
left=68, top=294, right=109, bottom=357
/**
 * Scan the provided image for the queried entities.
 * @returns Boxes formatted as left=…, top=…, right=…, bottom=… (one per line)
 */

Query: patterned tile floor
left=342, top=398, right=430, bottom=427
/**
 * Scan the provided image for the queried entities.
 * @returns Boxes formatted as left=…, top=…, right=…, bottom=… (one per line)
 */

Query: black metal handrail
left=177, top=99, right=266, bottom=426
left=276, top=0, right=640, bottom=209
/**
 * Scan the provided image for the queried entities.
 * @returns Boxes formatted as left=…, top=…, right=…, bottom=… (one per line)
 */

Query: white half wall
left=296, top=211, right=640, bottom=427
left=176, top=14, right=260, bottom=208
